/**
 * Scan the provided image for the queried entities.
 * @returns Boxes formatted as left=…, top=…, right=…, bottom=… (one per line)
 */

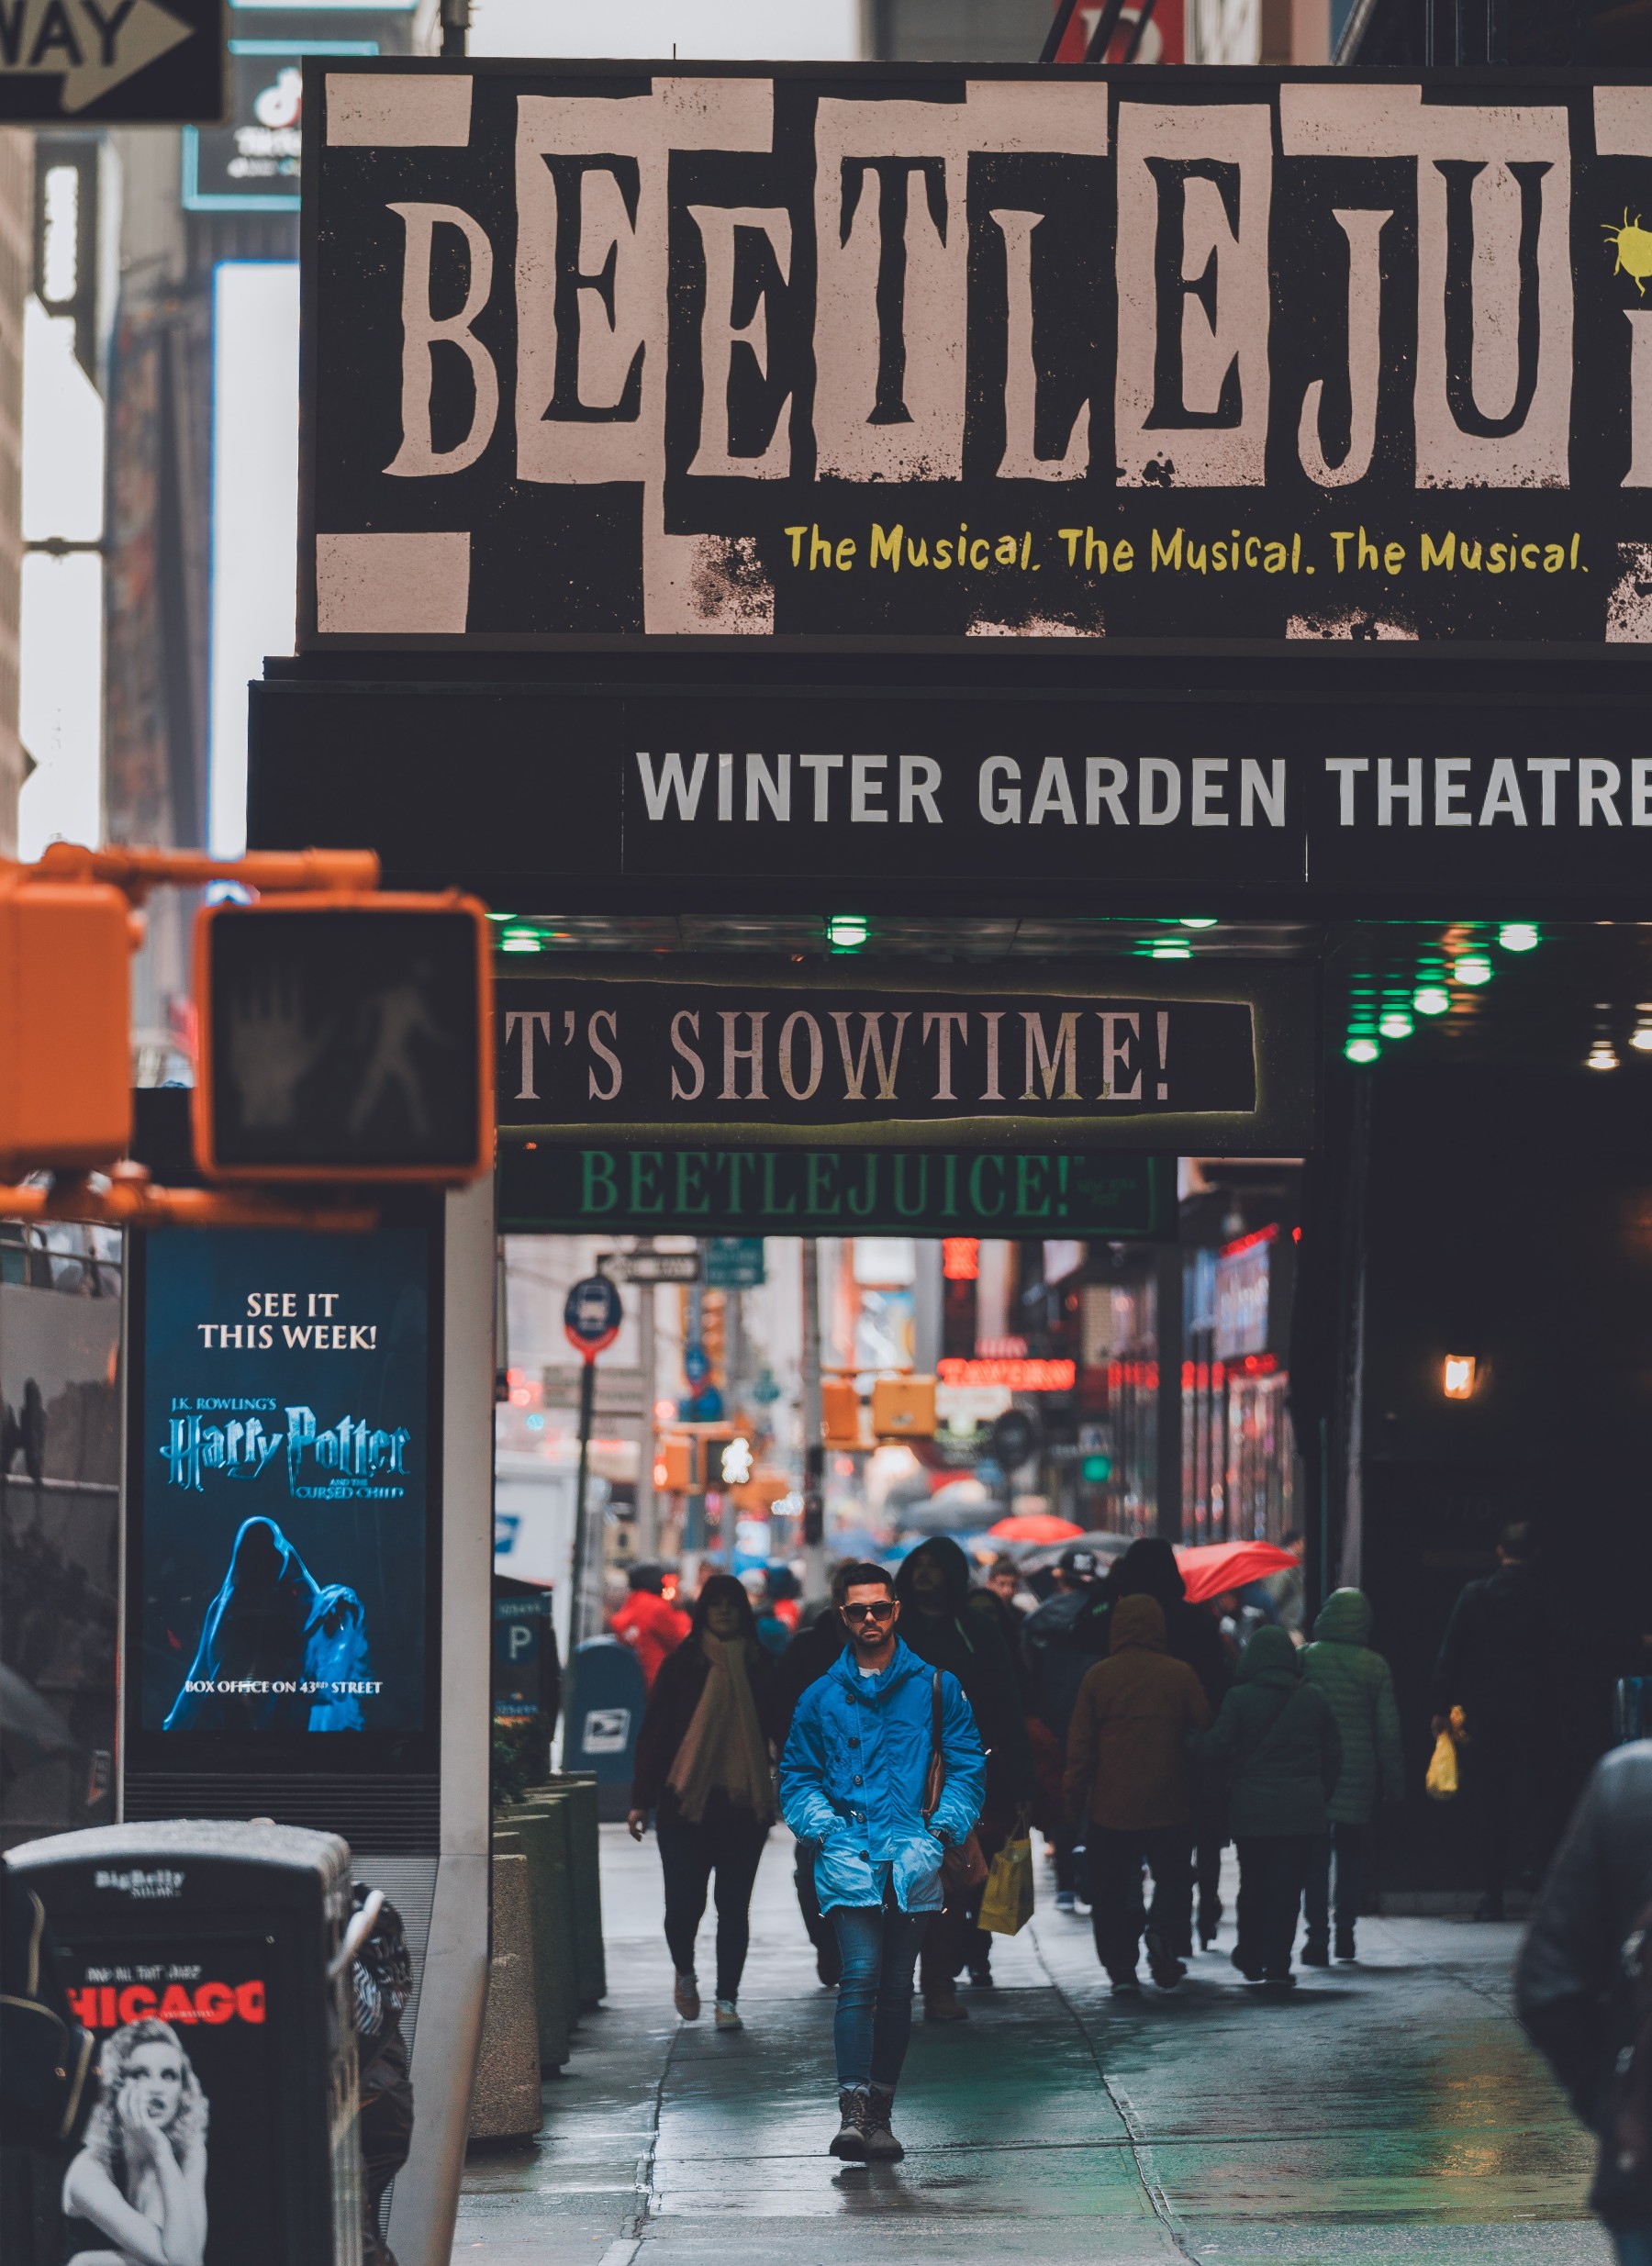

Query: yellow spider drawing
left=1604, top=208, right=1652, bottom=296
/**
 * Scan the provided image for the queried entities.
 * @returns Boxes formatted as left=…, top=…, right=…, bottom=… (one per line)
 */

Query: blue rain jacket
left=779, top=1636, right=986, bottom=1914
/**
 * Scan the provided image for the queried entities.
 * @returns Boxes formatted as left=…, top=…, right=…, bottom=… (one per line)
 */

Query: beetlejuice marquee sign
left=305, top=65, right=1652, bottom=645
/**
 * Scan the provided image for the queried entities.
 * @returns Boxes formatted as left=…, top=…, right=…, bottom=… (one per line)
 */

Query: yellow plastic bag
left=978, top=1833, right=1035, bottom=1937
left=1425, top=1728, right=1459, bottom=1802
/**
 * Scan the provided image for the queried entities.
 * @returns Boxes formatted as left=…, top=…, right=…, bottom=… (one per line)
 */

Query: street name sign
left=303, top=61, right=1652, bottom=649
left=0, top=0, right=223, bottom=121
left=598, top=1247, right=700, bottom=1284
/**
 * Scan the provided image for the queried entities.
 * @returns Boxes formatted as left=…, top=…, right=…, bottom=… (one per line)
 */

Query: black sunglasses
left=841, top=1600, right=896, bottom=1623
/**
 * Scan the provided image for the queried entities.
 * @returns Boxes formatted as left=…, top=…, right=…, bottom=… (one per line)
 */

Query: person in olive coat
left=1300, top=1588, right=1404, bottom=1964
left=1189, top=1624, right=1342, bottom=1987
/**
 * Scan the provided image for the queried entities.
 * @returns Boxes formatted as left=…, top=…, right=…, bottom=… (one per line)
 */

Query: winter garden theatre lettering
left=311, top=64, right=1652, bottom=646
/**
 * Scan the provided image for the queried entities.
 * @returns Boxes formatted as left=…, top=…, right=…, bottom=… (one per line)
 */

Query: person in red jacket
left=611, top=1562, right=690, bottom=1689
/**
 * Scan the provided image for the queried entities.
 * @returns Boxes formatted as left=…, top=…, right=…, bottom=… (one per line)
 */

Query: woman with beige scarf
left=628, top=1574, right=786, bottom=2031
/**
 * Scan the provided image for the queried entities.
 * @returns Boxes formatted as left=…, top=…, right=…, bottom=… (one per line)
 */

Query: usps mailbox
left=564, top=1637, right=645, bottom=1820
left=6, top=1819, right=361, bottom=2266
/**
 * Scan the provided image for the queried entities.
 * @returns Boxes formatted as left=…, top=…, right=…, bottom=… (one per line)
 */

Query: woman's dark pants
left=655, top=1810, right=768, bottom=2000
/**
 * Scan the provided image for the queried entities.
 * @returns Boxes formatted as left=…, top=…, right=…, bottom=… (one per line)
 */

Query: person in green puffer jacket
left=1300, top=1587, right=1404, bottom=1966
left=1189, top=1624, right=1341, bottom=1987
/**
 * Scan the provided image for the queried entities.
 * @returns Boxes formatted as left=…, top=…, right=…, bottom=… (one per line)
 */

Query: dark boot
left=1334, top=1926, right=1356, bottom=1961
left=864, top=2085, right=905, bottom=2161
left=829, top=2089, right=870, bottom=2160
left=1300, top=1936, right=1330, bottom=1967
left=1144, top=1929, right=1186, bottom=1989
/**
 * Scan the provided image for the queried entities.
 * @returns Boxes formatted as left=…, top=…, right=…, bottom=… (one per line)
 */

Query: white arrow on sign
left=0, top=0, right=195, bottom=114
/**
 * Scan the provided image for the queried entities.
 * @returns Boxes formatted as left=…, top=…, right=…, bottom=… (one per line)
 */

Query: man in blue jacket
left=780, top=1560, right=986, bottom=2165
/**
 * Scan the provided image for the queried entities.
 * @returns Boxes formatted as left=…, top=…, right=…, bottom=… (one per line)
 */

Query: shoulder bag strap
left=923, top=1668, right=946, bottom=1820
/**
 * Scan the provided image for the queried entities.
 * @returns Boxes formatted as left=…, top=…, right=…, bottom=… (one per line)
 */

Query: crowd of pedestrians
left=620, top=1535, right=1418, bottom=2155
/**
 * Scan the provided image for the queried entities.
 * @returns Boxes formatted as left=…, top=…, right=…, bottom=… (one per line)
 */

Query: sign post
left=564, top=1275, right=623, bottom=1649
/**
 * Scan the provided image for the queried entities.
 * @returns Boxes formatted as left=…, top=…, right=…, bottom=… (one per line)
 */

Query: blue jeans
left=831, top=1903, right=930, bottom=2091
left=1612, top=2227, right=1652, bottom=2265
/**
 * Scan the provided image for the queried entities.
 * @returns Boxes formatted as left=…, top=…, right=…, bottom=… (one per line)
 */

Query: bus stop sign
left=564, top=1274, right=622, bottom=1360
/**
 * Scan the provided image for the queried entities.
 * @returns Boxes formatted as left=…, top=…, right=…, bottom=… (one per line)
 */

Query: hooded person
left=775, top=1564, right=855, bottom=1988
left=1107, top=1536, right=1234, bottom=1949
left=1064, top=1595, right=1212, bottom=1995
left=628, top=1574, right=786, bottom=2033
left=1300, top=1588, right=1404, bottom=1963
left=163, top=1517, right=363, bottom=1735
left=611, top=1561, right=691, bottom=1691
left=894, top=1536, right=1036, bottom=2013
left=1020, top=1543, right=1111, bottom=1912
left=1189, top=1624, right=1342, bottom=1987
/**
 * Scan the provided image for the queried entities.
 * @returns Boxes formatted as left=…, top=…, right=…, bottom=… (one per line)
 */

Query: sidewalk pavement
left=452, top=1825, right=1610, bottom=2266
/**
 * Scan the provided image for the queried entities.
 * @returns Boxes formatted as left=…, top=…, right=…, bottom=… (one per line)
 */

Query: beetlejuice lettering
left=307, top=63, right=1652, bottom=644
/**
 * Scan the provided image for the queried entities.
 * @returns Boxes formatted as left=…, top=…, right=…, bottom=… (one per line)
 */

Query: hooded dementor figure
left=164, top=1516, right=369, bottom=1733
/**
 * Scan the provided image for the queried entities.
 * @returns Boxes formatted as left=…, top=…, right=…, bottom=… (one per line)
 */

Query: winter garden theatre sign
left=307, top=61, right=1652, bottom=647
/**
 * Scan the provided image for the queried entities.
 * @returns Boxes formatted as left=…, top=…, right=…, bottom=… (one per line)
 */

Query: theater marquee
left=304, top=61, right=1652, bottom=647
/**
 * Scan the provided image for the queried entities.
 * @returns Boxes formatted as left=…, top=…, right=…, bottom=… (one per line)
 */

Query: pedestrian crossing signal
left=194, top=893, right=494, bottom=1182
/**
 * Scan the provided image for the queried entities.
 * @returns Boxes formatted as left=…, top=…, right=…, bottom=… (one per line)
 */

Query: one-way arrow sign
left=0, top=0, right=222, bottom=121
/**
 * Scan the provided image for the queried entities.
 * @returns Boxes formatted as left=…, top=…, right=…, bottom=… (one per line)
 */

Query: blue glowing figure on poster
left=139, top=1229, right=429, bottom=1736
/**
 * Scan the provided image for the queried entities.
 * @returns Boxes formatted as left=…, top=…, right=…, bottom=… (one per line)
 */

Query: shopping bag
left=1424, top=1727, right=1459, bottom=1802
left=978, top=1833, right=1035, bottom=1937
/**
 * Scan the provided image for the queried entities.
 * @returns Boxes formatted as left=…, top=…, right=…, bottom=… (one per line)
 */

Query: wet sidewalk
left=452, top=1826, right=1608, bottom=2266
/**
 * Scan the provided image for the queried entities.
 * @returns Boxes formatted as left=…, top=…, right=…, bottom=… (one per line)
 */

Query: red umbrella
left=988, top=1512, right=1086, bottom=1544
left=1175, top=1540, right=1300, bottom=1606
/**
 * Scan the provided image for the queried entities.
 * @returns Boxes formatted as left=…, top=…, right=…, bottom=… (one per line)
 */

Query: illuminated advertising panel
left=125, top=1224, right=440, bottom=1775
left=54, top=1932, right=283, bottom=2266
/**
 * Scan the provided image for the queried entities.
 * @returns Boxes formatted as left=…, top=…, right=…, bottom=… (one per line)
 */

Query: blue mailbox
left=564, top=1637, right=646, bottom=1820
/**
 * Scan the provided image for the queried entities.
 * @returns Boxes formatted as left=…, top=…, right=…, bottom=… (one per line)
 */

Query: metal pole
left=1154, top=1241, right=1184, bottom=1543
left=800, top=1238, right=826, bottom=1606
left=636, top=1277, right=657, bottom=1559
left=568, top=1352, right=597, bottom=1648
left=1083, top=0, right=1131, bottom=61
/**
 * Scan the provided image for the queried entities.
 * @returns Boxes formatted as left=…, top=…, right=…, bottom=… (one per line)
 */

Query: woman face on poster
left=62, top=2017, right=208, bottom=2266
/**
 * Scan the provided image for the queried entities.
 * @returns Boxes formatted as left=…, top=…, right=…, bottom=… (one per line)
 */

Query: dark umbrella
left=0, top=1662, right=75, bottom=1767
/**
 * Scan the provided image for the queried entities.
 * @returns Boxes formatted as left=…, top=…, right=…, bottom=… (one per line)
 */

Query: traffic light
left=0, top=864, right=134, bottom=1176
left=872, top=1375, right=937, bottom=1442
left=654, top=1437, right=694, bottom=1491
left=194, top=893, right=493, bottom=1182
left=822, top=1379, right=862, bottom=1449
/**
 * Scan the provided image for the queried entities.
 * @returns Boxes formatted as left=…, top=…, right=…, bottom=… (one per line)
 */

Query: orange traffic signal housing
left=0, top=867, right=133, bottom=1176
left=193, top=891, right=495, bottom=1185
left=655, top=1437, right=695, bottom=1491
left=821, top=1378, right=863, bottom=1449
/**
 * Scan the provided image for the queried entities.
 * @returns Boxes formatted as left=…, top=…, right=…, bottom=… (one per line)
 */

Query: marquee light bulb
left=1454, top=954, right=1492, bottom=987
left=1498, top=922, right=1539, bottom=953
left=1413, top=985, right=1450, bottom=1016
left=1345, top=1035, right=1379, bottom=1064
left=1151, top=941, right=1192, bottom=959
left=500, top=929, right=542, bottom=953
left=827, top=914, right=868, bottom=948
left=1631, top=1012, right=1652, bottom=1054
left=1379, top=1010, right=1414, bottom=1039
left=1179, top=916, right=1219, bottom=929
left=1587, top=1042, right=1620, bottom=1071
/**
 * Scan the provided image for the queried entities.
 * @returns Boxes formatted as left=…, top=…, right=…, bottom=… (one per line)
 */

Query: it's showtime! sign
left=305, top=63, right=1652, bottom=647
